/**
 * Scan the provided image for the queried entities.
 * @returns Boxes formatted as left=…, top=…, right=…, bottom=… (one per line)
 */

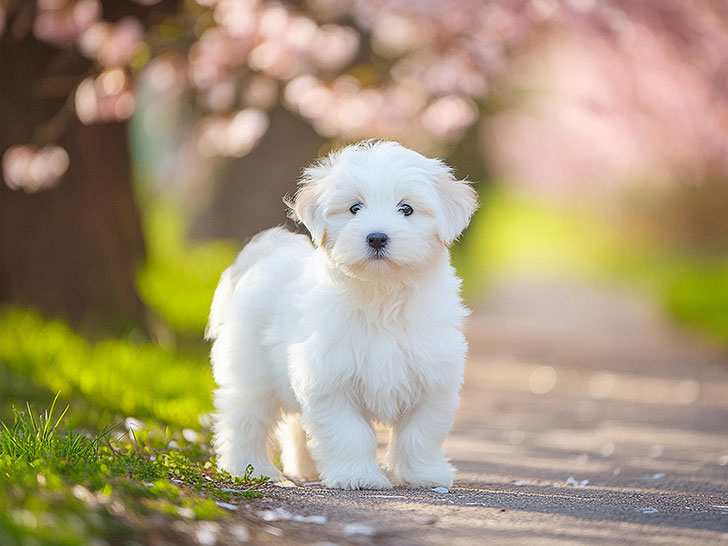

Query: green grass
left=0, top=393, right=114, bottom=464
left=0, top=395, right=267, bottom=546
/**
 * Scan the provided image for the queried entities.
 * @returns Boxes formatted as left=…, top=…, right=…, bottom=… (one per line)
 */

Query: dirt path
left=208, top=278, right=728, bottom=545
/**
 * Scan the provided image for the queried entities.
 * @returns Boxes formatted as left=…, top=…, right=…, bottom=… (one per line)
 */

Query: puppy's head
left=288, top=141, right=478, bottom=280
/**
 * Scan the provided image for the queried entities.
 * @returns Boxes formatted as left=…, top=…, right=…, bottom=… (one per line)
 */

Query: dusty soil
left=202, top=278, right=728, bottom=545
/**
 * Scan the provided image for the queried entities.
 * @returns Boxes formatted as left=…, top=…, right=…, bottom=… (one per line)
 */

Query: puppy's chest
left=347, top=319, right=452, bottom=422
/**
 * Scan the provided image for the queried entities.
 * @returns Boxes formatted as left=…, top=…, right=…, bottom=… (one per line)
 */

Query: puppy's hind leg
left=276, top=413, right=319, bottom=482
left=212, top=387, right=282, bottom=481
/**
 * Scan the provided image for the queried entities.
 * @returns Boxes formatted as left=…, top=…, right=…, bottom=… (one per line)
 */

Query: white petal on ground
left=343, top=523, right=376, bottom=536
left=258, top=507, right=326, bottom=524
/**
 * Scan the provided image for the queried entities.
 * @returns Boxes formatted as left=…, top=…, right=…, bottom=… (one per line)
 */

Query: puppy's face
left=291, top=141, right=478, bottom=280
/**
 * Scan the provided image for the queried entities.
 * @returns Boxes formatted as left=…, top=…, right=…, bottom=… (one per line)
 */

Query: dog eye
left=350, top=203, right=363, bottom=214
left=399, top=204, right=414, bottom=216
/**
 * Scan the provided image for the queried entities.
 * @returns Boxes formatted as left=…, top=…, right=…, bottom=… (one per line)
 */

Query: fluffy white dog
left=206, top=140, right=477, bottom=490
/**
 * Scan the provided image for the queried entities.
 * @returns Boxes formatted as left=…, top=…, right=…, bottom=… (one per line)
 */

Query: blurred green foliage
left=136, top=203, right=238, bottom=336
left=453, top=186, right=728, bottom=342
left=0, top=308, right=214, bottom=429
left=660, top=261, right=728, bottom=341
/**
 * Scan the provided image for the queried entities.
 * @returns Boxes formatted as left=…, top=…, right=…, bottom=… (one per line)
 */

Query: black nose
left=367, top=232, right=388, bottom=250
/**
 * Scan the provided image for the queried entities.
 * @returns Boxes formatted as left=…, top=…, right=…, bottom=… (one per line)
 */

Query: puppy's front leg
left=302, top=392, right=392, bottom=490
left=386, top=392, right=459, bottom=488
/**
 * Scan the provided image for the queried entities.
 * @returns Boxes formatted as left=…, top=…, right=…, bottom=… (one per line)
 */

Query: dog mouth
left=369, top=249, right=390, bottom=261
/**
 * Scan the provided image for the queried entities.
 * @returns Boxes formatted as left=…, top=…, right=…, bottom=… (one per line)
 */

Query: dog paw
left=322, top=465, right=393, bottom=490
left=388, top=460, right=455, bottom=488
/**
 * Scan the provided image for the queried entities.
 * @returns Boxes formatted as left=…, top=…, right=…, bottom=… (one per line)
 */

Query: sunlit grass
left=0, top=393, right=110, bottom=464
left=0, top=308, right=214, bottom=429
left=0, top=398, right=267, bottom=546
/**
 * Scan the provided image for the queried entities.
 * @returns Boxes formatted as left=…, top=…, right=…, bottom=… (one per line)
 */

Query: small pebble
left=640, top=507, right=659, bottom=514
left=432, top=487, right=449, bottom=494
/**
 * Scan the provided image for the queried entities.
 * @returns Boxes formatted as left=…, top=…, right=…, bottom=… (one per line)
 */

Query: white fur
left=207, top=141, right=477, bottom=490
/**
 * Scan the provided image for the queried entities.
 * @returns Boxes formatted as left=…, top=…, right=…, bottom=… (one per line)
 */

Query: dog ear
left=287, top=163, right=329, bottom=246
left=432, top=163, right=479, bottom=245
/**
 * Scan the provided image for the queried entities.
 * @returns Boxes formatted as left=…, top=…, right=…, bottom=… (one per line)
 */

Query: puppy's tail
left=205, top=266, right=233, bottom=341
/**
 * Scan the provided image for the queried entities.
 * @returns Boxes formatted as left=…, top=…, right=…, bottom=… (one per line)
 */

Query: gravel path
left=212, top=278, right=728, bottom=545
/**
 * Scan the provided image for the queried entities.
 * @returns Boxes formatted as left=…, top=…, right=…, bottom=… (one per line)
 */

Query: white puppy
left=206, top=140, right=477, bottom=490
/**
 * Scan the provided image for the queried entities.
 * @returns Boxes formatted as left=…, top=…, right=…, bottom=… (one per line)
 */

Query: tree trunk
left=189, top=106, right=326, bottom=241
left=1, top=9, right=146, bottom=330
